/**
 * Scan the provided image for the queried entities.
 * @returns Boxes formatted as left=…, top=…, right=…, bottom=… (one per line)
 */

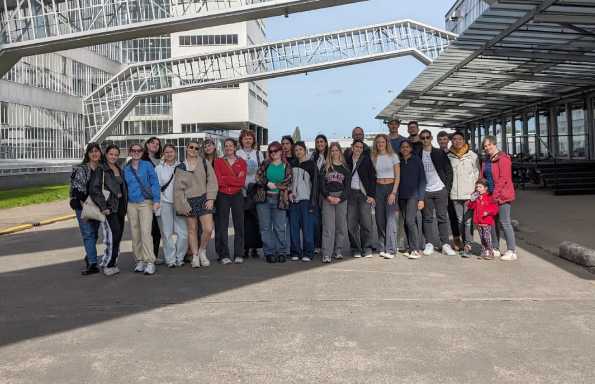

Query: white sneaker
left=379, top=251, right=389, bottom=258
left=408, top=251, right=422, bottom=260
left=234, top=257, right=244, bottom=264
left=175, top=260, right=184, bottom=268
left=291, top=256, right=300, bottom=261
left=144, top=263, right=156, bottom=275
left=103, top=267, right=120, bottom=276
left=199, top=249, right=210, bottom=267
left=191, top=255, right=201, bottom=268
left=442, top=244, right=457, bottom=256
left=301, top=256, right=311, bottom=262
left=500, top=250, right=518, bottom=261
left=220, top=257, right=232, bottom=265
left=383, top=253, right=395, bottom=259
left=493, top=249, right=502, bottom=259
left=353, top=253, right=362, bottom=258
left=423, top=243, right=434, bottom=256
left=167, top=263, right=176, bottom=268
left=334, top=254, right=344, bottom=260
left=364, top=252, right=375, bottom=258
left=134, top=261, right=145, bottom=273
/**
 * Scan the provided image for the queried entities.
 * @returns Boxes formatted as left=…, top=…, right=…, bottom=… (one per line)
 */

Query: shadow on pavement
left=0, top=226, right=84, bottom=257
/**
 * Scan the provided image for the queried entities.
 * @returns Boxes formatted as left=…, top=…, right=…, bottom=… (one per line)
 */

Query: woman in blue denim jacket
left=123, top=143, right=161, bottom=275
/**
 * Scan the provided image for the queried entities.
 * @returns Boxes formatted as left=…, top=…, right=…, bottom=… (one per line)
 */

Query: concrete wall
left=0, top=172, right=70, bottom=190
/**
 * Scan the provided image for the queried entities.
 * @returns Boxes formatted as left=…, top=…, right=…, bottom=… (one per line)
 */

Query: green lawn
left=0, top=184, right=70, bottom=209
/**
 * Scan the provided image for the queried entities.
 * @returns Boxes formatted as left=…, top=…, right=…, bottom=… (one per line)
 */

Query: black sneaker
left=277, top=255, right=287, bottom=263
left=81, top=264, right=99, bottom=276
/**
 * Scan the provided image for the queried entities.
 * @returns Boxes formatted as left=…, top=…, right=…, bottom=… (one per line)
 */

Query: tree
left=292, top=126, right=302, bottom=142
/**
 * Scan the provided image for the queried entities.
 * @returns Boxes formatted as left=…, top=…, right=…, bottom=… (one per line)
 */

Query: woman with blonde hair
left=371, top=134, right=400, bottom=259
left=320, top=142, right=351, bottom=263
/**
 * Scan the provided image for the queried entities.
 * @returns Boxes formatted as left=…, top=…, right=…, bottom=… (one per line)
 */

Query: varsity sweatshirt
left=320, top=163, right=351, bottom=202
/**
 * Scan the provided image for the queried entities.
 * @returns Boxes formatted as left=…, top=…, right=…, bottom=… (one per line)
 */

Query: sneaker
left=103, top=266, right=120, bottom=276
left=234, top=257, right=244, bottom=264
left=408, top=250, right=422, bottom=260
left=81, top=263, right=100, bottom=276
left=364, top=252, right=374, bottom=258
left=220, top=257, right=232, bottom=265
left=353, top=252, right=362, bottom=258
left=314, top=248, right=321, bottom=255
left=493, top=249, right=502, bottom=259
left=175, top=260, right=185, bottom=268
left=423, top=243, right=434, bottom=256
left=383, top=253, right=395, bottom=259
left=134, top=261, right=145, bottom=273
left=500, top=250, right=518, bottom=261
left=442, top=244, right=457, bottom=256
left=191, top=255, right=201, bottom=268
left=301, top=256, right=311, bottom=262
left=322, top=255, right=332, bottom=263
left=144, top=263, right=156, bottom=275
left=461, top=245, right=473, bottom=258
left=278, top=255, right=287, bottom=263
left=199, top=250, right=210, bottom=267
left=291, top=256, right=300, bottom=261
left=167, top=263, right=176, bottom=268
left=379, top=251, right=389, bottom=258
left=334, top=254, right=344, bottom=260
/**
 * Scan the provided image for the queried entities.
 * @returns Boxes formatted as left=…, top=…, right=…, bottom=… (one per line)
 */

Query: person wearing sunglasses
left=123, top=143, right=161, bottom=275
left=255, top=141, right=292, bottom=263
left=418, top=129, right=456, bottom=257
left=174, top=141, right=218, bottom=268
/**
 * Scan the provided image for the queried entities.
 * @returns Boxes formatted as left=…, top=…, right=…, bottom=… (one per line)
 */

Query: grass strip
left=0, top=184, right=70, bottom=209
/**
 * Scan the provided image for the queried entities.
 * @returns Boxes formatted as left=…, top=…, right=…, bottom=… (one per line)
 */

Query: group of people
left=69, top=119, right=518, bottom=276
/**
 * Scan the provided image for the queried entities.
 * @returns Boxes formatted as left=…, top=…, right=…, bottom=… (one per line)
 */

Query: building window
left=179, top=34, right=239, bottom=47
left=571, top=103, right=586, bottom=158
left=556, top=105, right=569, bottom=157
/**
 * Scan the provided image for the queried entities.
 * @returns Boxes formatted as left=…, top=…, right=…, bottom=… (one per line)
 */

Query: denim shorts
left=187, top=194, right=214, bottom=217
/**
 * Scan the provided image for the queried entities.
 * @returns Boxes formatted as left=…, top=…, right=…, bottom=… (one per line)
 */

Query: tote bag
left=81, top=171, right=109, bottom=222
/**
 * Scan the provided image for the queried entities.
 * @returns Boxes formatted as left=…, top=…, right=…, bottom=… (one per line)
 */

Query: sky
left=264, top=0, right=452, bottom=141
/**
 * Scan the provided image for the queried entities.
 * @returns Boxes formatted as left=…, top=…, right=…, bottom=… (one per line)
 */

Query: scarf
left=450, top=143, right=469, bottom=159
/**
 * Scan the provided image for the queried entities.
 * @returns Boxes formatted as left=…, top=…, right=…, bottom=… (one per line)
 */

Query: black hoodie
left=320, top=163, right=351, bottom=202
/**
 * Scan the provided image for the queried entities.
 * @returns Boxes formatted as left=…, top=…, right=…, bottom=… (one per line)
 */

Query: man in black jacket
left=418, top=129, right=457, bottom=256
left=343, top=127, right=370, bottom=159
left=345, top=140, right=377, bottom=258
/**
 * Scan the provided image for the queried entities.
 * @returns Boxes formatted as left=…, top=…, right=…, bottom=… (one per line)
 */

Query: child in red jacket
left=467, top=179, right=499, bottom=260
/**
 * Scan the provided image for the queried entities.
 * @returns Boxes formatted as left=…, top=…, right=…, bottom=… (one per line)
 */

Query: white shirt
left=155, top=161, right=179, bottom=203
left=374, top=153, right=400, bottom=179
left=236, top=148, right=261, bottom=187
left=422, top=150, right=445, bottom=192
left=351, top=156, right=361, bottom=190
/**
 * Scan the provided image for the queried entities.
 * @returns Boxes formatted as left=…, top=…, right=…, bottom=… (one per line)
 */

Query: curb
left=559, top=241, right=595, bottom=268
left=0, top=214, right=76, bottom=236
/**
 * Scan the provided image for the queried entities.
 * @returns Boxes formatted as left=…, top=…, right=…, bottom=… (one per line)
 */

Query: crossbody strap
left=131, top=166, right=152, bottom=199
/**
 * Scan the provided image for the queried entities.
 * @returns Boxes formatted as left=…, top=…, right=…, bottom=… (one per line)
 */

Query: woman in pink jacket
left=481, top=136, right=517, bottom=261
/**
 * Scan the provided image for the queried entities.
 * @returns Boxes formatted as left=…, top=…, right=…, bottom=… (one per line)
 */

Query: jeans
left=452, top=200, right=474, bottom=246
left=375, top=184, right=398, bottom=254
left=75, top=209, right=100, bottom=265
left=492, top=203, right=517, bottom=252
left=347, top=189, right=375, bottom=254
left=289, top=200, right=315, bottom=258
left=158, top=201, right=188, bottom=265
left=256, top=195, right=289, bottom=257
left=422, top=188, right=450, bottom=247
left=215, top=192, right=245, bottom=260
left=399, top=197, right=422, bottom=252
left=321, top=199, right=348, bottom=258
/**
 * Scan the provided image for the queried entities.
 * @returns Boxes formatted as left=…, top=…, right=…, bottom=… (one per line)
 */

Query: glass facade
left=179, top=34, right=239, bottom=46
left=0, top=102, right=87, bottom=160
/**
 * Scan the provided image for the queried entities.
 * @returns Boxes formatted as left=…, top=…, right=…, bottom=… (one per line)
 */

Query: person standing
left=256, top=142, right=292, bottom=263
left=438, top=131, right=461, bottom=249
left=387, top=119, right=407, bottom=154
left=371, top=134, right=400, bottom=259
left=418, top=130, right=456, bottom=257
left=155, top=144, right=188, bottom=268
left=214, top=138, right=247, bottom=265
left=90, top=144, right=128, bottom=276
left=142, top=137, right=163, bottom=264
left=281, top=135, right=299, bottom=167
left=482, top=136, right=518, bottom=261
left=343, top=127, right=370, bottom=158
left=311, top=134, right=329, bottom=254
left=289, top=141, right=318, bottom=262
left=69, top=142, right=103, bottom=275
left=320, top=142, right=350, bottom=263
left=174, top=141, right=218, bottom=268
left=346, top=139, right=376, bottom=258
left=237, top=129, right=263, bottom=258
left=202, top=138, right=218, bottom=166
left=437, top=131, right=451, bottom=153
left=406, top=121, right=423, bottom=155
left=124, top=143, right=161, bottom=275
left=398, top=141, right=426, bottom=259
left=467, top=179, right=499, bottom=260
left=448, top=131, right=480, bottom=258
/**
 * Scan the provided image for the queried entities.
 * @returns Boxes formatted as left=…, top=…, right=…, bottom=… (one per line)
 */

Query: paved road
left=1, top=218, right=594, bottom=383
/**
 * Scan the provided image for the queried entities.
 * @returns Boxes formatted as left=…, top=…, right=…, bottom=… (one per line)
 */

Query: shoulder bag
left=81, top=170, right=107, bottom=222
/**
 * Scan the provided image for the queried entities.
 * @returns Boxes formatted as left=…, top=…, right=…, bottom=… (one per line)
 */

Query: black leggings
left=102, top=208, right=126, bottom=268
left=151, top=214, right=161, bottom=258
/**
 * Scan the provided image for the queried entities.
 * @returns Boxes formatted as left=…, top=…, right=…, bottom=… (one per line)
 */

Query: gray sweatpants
left=347, top=189, right=375, bottom=254
left=374, top=184, right=398, bottom=254
left=322, top=199, right=348, bottom=258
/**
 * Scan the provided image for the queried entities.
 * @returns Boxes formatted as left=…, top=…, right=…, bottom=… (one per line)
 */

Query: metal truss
left=84, top=19, right=455, bottom=142
left=0, top=0, right=365, bottom=75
